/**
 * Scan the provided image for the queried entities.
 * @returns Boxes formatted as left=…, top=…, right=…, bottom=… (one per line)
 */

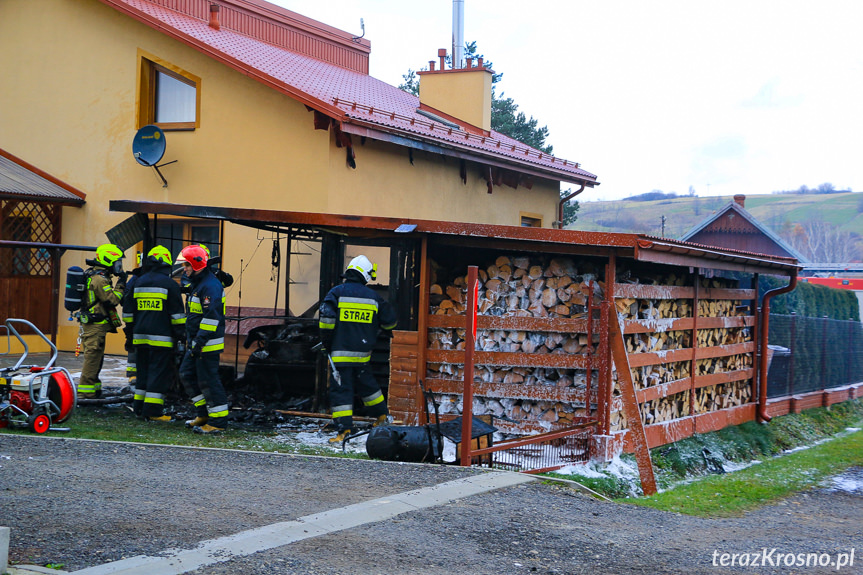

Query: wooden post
left=599, top=253, right=616, bottom=435
left=751, top=273, right=760, bottom=405
left=689, top=273, right=699, bottom=424
left=417, top=236, right=430, bottom=425
left=459, top=265, right=478, bottom=467
left=607, top=302, right=657, bottom=495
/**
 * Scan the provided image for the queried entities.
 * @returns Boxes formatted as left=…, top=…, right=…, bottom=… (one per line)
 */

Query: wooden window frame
left=520, top=212, right=543, bottom=228
left=136, top=50, right=201, bottom=131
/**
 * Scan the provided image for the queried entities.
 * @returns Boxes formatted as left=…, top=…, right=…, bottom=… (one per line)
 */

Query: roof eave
left=636, top=237, right=799, bottom=276
left=339, top=118, right=598, bottom=187
left=0, top=193, right=85, bottom=207
left=0, top=148, right=88, bottom=204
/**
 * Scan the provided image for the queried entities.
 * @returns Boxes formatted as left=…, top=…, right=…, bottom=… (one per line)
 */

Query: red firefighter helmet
left=180, top=245, right=208, bottom=272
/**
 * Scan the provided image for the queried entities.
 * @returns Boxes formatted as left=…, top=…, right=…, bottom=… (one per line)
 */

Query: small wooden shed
left=680, top=195, right=807, bottom=262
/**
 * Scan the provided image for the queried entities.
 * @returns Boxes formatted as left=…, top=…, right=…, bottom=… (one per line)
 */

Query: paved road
left=2, top=352, right=861, bottom=574
left=2, top=435, right=861, bottom=575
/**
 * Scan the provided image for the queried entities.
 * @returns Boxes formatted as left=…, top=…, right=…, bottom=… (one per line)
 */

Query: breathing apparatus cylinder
left=64, top=266, right=85, bottom=312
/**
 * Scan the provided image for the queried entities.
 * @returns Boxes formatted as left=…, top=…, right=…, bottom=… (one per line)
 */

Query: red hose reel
left=0, top=319, right=77, bottom=434
left=0, top=368, right=76, bottom=434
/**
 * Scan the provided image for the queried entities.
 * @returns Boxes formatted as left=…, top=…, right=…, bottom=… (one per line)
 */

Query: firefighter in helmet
left=177, top=244, right=229, bottom=434
left=319, top=255, right=397, bottom=443
left=174, top=244, right=233, bottom=292
left=130, top=245, right=186, bottom=421
left=78, top=243, right=126, bottom=399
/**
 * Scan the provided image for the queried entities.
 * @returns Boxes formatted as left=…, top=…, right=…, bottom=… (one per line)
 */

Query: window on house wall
left=152, top=220, right=221, bottom=263
left=520, top=213, right=543, bottom=228
left=138, top=52, right=201, bottom=131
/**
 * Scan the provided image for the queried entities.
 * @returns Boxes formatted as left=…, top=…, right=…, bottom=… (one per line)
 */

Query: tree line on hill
left=772, top=183, right=853, bottom=195
left=623, top=183, right=852, bottom=202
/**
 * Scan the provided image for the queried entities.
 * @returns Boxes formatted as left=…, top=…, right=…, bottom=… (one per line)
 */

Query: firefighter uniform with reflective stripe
left=131, top=260, right=185, bottom=418
left=121, top=272, right=140, bottom=387
left=79, top=269, right=124, bottom=397
left=319, top=271, right=397, bottom=432
left=178, top=266, right=229, bottom=429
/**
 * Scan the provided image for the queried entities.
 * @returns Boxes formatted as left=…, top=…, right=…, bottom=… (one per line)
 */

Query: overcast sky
left=271, top=0, right=862, bottom=201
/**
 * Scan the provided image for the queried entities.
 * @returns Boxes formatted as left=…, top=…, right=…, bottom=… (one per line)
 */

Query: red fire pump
left=0, top=319, right=76, bottom=434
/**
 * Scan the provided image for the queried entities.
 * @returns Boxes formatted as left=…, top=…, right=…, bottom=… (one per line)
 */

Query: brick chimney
left=209, top=4, right=220, bottom=30
left=733, top=194, right=745, bottom=208
left=417, top=49, right=494, bottom=132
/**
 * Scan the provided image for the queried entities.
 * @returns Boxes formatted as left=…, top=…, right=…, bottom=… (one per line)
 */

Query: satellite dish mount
left=132, top=125, right=177, bottom=188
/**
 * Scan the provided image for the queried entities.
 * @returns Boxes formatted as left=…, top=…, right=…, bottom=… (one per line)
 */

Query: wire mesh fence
left=767, top=314, right=863, bottom=397
left=490, top=430, right=592, bottom=472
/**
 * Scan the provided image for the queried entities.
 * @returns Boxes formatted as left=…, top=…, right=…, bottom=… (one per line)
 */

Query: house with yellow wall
left=0, top=0, right=598, bottom=356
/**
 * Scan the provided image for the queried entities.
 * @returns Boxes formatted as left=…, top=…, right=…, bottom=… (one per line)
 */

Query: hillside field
left=571, top=192, right=863, bottom=240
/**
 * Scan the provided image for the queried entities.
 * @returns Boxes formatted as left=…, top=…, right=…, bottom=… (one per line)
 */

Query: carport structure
left=112, top=199, right=799, bottom=491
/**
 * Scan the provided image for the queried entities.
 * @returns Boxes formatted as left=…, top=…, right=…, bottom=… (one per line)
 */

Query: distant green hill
left=570, top=192, right=863, bottom=240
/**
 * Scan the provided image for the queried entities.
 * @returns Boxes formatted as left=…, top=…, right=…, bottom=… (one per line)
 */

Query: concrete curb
left=0, top=527, right=7, bottom=575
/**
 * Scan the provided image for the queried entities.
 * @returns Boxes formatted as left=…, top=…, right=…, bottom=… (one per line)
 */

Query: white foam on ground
left=555, top=455, right=641, bottom=482
left=273, top=429, right=369, bottom=455
left=66, top=355, right=131, bottom=390
left=826, top=468, right=863, bottom=493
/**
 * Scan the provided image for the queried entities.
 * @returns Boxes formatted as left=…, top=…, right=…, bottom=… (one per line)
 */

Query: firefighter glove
left=190, top=341, right=202, bottom=359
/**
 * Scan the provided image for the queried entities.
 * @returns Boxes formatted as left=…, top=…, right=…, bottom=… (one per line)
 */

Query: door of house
left=0, top=201, right=60, bottom=333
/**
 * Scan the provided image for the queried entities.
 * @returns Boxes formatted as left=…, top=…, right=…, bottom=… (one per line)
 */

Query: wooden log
left=495, top=255, right=512, bottom=268
left=541, top=287, right=559, bottom=308
left=512, top=256, right=530, bottom=270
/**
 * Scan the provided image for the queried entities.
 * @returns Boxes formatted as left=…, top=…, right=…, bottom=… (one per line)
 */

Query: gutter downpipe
left=556, top=184, right=585, bottom=229
left=757, top=269, right=798, bottom=422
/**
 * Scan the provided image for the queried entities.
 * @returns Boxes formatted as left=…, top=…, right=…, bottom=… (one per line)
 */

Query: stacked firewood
left=426, top=359, right=591, bottom=386
left=639, top=390, right=691, bottom=425
left=429, top=328, right=594, bottom=355
left=426, top=255, right=602, bottom=431
left=632, top=361, right=691, bottom=391
left=615, top=298, right=692, bottom=319
left=609, top=405, right=627, bottom=432
left=432, top=393, right=592, bottom=427
left=610, top=272, right=755, bottom=429
left=695, top=353, right=752, bottom=375
left=695, top=326, right=750, bottom=347
left=625, top=330, right=691, bottom=353
left=693, top=381, right=752, bottom=413
left=430, top=255, right=601, bottom=319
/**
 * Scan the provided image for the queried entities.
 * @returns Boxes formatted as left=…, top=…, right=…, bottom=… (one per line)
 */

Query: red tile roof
left=100, top=0, right=598, bottom=186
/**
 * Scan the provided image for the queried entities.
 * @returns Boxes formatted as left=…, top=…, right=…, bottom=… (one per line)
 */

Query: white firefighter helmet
left=345, top=255, right=377, bottom=283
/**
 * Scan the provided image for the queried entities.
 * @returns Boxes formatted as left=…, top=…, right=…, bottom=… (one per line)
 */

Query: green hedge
left=759, top=276, right=860, bottom=320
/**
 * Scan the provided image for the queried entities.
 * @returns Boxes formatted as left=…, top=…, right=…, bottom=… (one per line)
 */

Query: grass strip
left=1, top=405, right=365, bottom=459
left=622, top=427, right=863, bottom=517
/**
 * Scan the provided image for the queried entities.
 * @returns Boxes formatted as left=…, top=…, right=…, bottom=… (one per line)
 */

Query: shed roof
left=111, top=199, right=800, bottom=276
left=100, top=0, right=597, bottom=187
left=0, top=149, right=86, bottom=206
left=680, top=200, right=807, bottom=262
